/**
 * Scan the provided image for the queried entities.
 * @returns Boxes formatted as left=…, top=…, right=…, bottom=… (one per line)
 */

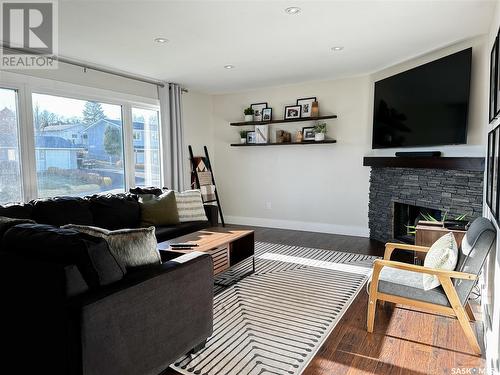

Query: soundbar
left=395, top=151, right=441, bottom=157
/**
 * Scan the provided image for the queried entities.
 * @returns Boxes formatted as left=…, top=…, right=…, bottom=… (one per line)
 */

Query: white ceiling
left=59, top=0, right=495, bottom=94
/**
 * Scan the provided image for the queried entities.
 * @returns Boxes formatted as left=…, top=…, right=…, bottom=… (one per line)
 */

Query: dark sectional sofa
left=0, top=192, right=219, bottom=242
left=0, top=193, right=218, bottom=375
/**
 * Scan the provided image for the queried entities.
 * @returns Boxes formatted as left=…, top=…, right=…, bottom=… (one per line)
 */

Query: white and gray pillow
left=174, top=190, right=208, bottom=222
left=422, top=232, right=459, bottom=290
left=63, top=224, right=161, bottom=268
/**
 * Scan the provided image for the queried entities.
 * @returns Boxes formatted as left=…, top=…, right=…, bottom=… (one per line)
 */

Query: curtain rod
left=1, top=45, right=188, bottom=92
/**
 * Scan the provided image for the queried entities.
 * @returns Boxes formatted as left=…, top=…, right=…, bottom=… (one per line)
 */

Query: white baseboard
left=225, top=215, right=369, bottom=238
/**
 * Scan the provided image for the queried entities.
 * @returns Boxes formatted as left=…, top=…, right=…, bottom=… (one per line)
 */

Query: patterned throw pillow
left=63, top=224, right=161, bottom=269
left=174, top=190, right=208, bottom=222
left=422, top=232, right=458, bottom=291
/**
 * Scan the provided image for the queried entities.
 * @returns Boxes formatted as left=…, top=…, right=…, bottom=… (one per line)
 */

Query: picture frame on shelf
left=302, top=126, right=315, bottom=141
left=284, top=105, right=301, bottom=120
left=493, top=126, right=500, bottom=220
left=255, top=124, right=269, bottom=143
left=296, top=97, right=317, bottom=118
left=490, top=36, right=498, bottom=123
left=246, top=131, right=256, bottom=144
left=251, top=102, right=268, bottom=122
left=262, top=108, right=272, bottom=121
left=487, top=130, right=495, bottom=211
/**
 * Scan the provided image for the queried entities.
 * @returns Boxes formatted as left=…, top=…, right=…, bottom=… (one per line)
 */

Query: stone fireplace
left=365, top=158, right=484, bottom=243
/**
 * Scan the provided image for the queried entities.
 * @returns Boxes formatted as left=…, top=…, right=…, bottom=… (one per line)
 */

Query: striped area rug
left=171, top=242, right=376, bottom=375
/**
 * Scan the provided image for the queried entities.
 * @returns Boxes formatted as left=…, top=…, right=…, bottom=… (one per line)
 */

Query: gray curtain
left=159, top=83, right=185, bottom=191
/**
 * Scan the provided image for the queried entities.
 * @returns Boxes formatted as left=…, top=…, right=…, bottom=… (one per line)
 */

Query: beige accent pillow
left=174, top=190, right=208, bottom=222
left=140, top=190, right=179, bottom=227
left=63, top=225, right=161, bottom=268
left=422, top=232, right=458, bottom=291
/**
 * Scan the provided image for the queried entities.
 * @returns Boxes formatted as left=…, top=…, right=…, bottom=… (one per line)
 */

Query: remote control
left=170, top=243, right=199, bottom=248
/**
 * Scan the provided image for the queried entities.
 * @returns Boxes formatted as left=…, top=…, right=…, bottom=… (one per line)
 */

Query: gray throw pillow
left=63, top=225, right=161, bottom=268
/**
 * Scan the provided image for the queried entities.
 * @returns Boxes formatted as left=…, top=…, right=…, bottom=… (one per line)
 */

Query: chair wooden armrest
left=384, top=242, right=431, bottom=260
left=373, top=259, right=477, bottom=280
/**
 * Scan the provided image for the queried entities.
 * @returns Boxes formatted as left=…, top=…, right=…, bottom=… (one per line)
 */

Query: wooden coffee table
left=157, top=227, right=255, bottom=276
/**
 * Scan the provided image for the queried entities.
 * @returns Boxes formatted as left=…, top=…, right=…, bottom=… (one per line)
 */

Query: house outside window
left=32, top=93, right=125, bottom=198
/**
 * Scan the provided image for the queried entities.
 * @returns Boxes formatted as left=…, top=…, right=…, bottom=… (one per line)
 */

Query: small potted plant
left=313, top=122, right=327, bottom=141
left=244, top=107, right=254, bottom=122
left=239, top=130, right=247, bottom=144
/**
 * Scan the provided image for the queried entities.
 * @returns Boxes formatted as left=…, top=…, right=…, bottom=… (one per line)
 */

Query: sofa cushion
left=2, top=224, right=125, bottom=288
left=0, top=202, right=33, bottom=219
left=154, top=221, right=211, bottom=243
left=0, top=216, right=35, bottom=238
left=31, top=197, right=93, bottom=227
left=140, top=191, right=179, bottom=227
left=64, top=225, right=161, bottom=269
left=87, top=194, right=140, bottom=230
left=175, top=190, right=208, bottom=222
left=370, top=266, right=451, bottom=306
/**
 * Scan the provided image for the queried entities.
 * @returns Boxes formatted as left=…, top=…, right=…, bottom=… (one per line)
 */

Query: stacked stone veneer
left=369, top=167, right=483, bottom=243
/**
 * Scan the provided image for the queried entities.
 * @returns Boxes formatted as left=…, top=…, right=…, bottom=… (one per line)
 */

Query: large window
left=0, top=88, right=22, bottom=204
left=32, top=93, right=125, bottom=197
left=132, top=108, right=161, bottom=187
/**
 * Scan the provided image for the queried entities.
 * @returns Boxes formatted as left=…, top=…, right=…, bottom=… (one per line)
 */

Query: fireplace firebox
left=393, top=202, right=442, bottom=244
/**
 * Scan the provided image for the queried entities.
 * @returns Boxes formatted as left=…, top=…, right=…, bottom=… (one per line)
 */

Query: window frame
left=131, top=105, right=162, bottom=189
left=0, top=83, right=30, bottom=203
left=0, top=71, right=161, bottom=202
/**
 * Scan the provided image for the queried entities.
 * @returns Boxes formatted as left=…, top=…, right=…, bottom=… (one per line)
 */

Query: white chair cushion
left=423, top=232, right=458, bottom=291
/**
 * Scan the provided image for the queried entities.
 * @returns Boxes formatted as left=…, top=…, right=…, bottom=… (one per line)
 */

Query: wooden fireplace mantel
left=362, top=157, right=484, bottom=171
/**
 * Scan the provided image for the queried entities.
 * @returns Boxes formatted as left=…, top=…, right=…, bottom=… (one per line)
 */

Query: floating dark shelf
left=231, top=140, right=337, bottom=147
left=230, top=115, right=337, bottom=126
left=363, top=156, right=484, bottom=171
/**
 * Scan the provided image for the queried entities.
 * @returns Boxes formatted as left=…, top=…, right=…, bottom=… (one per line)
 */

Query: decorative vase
left=295, top=130, right=303, bottom=143
left=311, top=101, right=319, bottom=118
left=244, top=114, right=253, bottom=122
left=240, top=138, right=246, bottom=144
left=314, top=133, right=325, bottom=141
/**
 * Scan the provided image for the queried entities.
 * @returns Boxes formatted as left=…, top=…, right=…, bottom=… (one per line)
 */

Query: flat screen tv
left=372, top=48, right=472, bottom=149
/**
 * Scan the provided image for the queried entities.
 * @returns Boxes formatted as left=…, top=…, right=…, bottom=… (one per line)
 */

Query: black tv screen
left=372, top=48, right=472, bottom=149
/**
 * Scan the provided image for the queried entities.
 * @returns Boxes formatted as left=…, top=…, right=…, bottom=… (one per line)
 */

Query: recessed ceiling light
left=285, top=7, right=301, bottom=15
left=331, top=46, right=344, bottom=51
left=154, top=37, right=168, bottom=43
left=224, top=64, right=235, bottom=69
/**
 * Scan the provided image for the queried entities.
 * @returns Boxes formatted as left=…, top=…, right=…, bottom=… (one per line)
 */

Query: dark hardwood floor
left=247, top=225, right=385, bottom=256
left=167, top=225, right=486, bottom=375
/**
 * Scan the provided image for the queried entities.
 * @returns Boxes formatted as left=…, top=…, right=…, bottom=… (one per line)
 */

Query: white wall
left=213, top=76, right=372, bottom=236
left=211, top=37, right=487, bottom=237
left=483, top=2, right=500, bottom=373
left=182, top=90, right=214, bottom=189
